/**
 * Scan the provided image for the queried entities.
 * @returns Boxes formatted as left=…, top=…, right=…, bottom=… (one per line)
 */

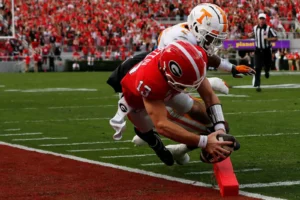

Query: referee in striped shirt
left=249, top=13, right=277, bottom=92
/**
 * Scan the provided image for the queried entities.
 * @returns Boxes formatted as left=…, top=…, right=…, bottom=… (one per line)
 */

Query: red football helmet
left=159, top=40, right=207, bottom=92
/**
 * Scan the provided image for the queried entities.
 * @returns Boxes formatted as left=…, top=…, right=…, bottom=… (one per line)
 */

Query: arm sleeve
left=269, top=27, right=277, bottom=38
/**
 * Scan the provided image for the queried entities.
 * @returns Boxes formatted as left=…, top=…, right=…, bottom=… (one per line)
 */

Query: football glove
left=231, top=65, right=256, bottom=78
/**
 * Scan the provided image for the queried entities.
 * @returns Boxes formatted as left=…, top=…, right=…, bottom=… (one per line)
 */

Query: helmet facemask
left=192, top=23, right=227, bottom=56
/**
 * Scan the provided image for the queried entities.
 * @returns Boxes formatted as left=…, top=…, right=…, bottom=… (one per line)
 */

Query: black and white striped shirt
left=253, top=24, right=277, bottom=50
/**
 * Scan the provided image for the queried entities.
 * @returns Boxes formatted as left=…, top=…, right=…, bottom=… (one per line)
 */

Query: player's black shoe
left=150, top=134, right=174, bottom=166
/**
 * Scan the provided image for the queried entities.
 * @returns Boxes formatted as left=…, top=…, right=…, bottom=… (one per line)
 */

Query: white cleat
left=132, top=135, right=147, bottom=146
left=207, top=77, right=229, bottom=95
left=166, top=144, right=190, bottom=165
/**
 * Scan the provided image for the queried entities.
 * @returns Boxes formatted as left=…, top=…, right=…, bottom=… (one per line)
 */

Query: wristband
left=218, top=58, right=233, bottom=72
left=198, top=135, right=208, bottom=148
left=214, top=123, right=226, bottom=132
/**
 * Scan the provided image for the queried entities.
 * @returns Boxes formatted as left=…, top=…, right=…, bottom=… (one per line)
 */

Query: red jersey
left=121, top=49, right=177, bottom=109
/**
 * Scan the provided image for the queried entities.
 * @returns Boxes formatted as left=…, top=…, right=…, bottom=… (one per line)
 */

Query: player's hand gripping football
left=204, top=130, right=233, bottom=160
left=231, top=65, right=256, bottom=78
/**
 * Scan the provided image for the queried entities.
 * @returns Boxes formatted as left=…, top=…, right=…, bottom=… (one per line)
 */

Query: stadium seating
left=0, top=0, right=300, bottom=60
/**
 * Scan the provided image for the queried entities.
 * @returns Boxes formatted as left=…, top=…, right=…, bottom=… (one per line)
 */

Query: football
left=200, top=134, right=240, bottom=164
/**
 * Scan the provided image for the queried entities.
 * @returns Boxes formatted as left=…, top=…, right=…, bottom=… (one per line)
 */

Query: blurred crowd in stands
left=0, top=0, right=300, bottom=68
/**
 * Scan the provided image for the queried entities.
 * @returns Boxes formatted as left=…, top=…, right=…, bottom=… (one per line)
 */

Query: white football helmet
left=187, top=3, right=228, bottom=56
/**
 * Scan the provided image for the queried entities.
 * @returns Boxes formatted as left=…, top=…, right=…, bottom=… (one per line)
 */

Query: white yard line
left=2, top=109, right=300, bottom=124
left=226, top=110, right=300, bottom=115
left=67, top=147, right=130, bottom=152
left=48, top=105, right=115, bottom=109
left=12, top=137, right=68, bottom=141
left=240, top=180, right=300, bottom=189
left=4, top=88, right=98, bottom=92
left=141, top=161, right=202, bottom=166
left=230, top=98, right=300, bottom=103
left=235, top=133, right=300, bottom=138
left=40, top=140, right=133, bottom=147
left=0, top=132, right=42, bottom=137
left=100, top=154, right=156, bottom=159
left=185, top=168, right=262, bottom=175
left=3, top=118, right=110, bottom=124
left=190, top=93, right=249, bottom=97
left=4, top=128, right=21, bottom=131
left=39, top=133, right=298, bottom=147
left=0, top=142, right=285, bottom=200
left=0, top=85, right=5, bottom=87
left=233, top=83, right=300, bottom=89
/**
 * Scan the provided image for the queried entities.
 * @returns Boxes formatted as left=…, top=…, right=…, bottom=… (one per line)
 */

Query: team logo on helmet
left=119, top=103, right=128, bottom=112
left=169, top=61, right=182, bottom=77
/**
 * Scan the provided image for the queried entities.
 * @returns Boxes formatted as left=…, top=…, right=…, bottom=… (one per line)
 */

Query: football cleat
left=166, top=144, right=190, bottom=165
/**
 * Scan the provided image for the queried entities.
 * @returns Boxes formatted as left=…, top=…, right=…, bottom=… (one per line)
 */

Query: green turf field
left=0, top=72, right=300, bottom=200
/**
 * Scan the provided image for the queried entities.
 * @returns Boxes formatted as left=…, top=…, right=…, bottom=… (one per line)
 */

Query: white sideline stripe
left=141, top=161, right=202, bottom=166
left=101, top=154, right=156, bottom=158
left=12, top=137, right=68, bottom=141
left=0, top=132, right=42, bottom=137
left=40, top=140, right=133, bottom=147
left=0, top=142, right=285, bottom=200
left=67, top=147, right=130, bottom=152
left=240, top=181, right=300, bottom=189
left=48, top=105, right=115, bottom=109
left=235, top=133, right=300, bottom=138
left=185, top=168, right=262, bottom=175
left=4, top=128, right=21, bottom=131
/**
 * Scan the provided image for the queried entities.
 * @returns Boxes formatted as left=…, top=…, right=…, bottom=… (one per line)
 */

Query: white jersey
left=157, top=23, right=198, bottom=49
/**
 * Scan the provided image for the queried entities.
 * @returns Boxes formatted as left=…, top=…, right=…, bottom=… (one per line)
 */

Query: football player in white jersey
left=108, top=3, right=252, bottom=165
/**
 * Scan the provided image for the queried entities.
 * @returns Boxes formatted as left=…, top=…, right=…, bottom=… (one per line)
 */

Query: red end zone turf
left=0, top=144, right=258, bottom=200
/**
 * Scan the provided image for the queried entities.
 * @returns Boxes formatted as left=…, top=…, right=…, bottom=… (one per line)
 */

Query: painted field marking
left=3, top=118, right=110, bottom=124
left=0, top=132, right=42, bottom=137
left=226, top=110, right=300, bottom=115
left=40, top=140, right=133, bottom=147
left=141, top=161, right=202, bottom=166
left=2, top=109, right=300, bottom=124
left=12, top=137, right=68, bottom=141
left=0, top=142, right=285, bottom=200
left=4, top=88, right=97, bottom=92
left=185, top=168, right=262, bottom=175
left=233, top=84, right=300, bottom=89
left=240, top=180, right=300, bottom=189
left=235, top=133, right=300, bottom=138
left=67, top=147, right=130, bottom=152
left=190, top=93, right=249, bottom=98
left=4, top=128, right=21, bottom=131
left=230, top=98, right=300, bottom=103
left=100, top=154, right=156, bottom=159
left=39, top=132, right=299, bottom=147
left=0, top=85, right=5, bottom=87
left=48, top=105, right=115, bottom=109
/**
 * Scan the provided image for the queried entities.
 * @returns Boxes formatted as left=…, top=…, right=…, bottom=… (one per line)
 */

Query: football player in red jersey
left=111, top=40, right=236, bottom=166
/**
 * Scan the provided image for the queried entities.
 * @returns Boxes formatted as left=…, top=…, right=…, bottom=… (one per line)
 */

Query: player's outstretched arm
left=143, top=98, right=232, bottom=158
left=207, top=54, right=255, bottom=78
left=197, top=78, right=226, bottom=132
